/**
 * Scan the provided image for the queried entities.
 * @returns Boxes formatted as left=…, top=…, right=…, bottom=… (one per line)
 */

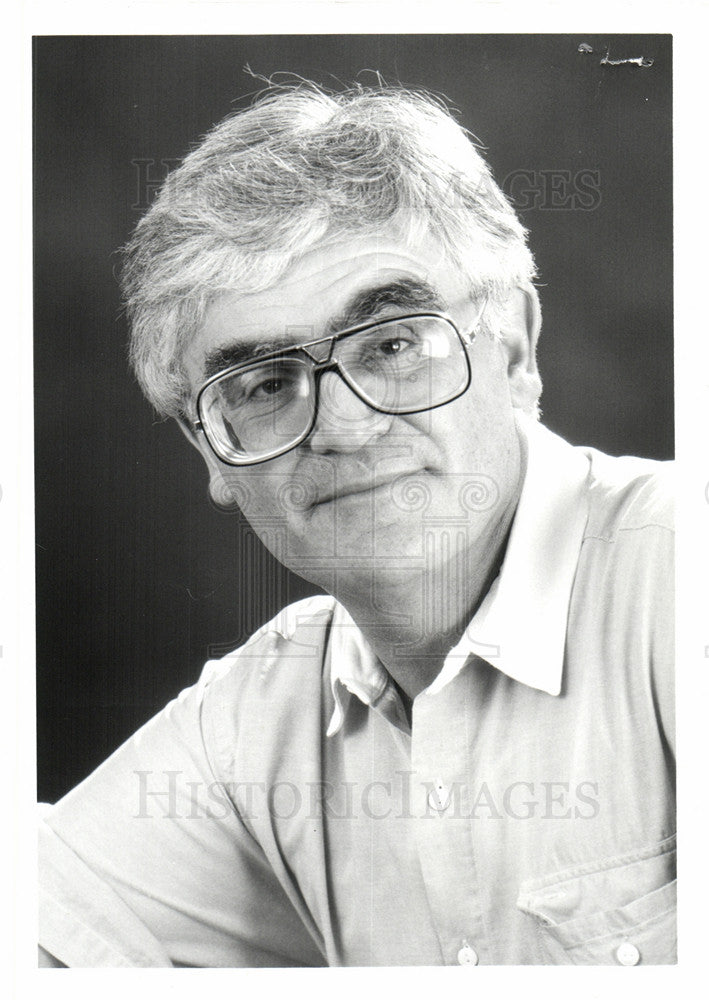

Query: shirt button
left=615, top=942, right=640, bottom=966
left=457, top=944, right=479, bottom=965
left=427, top=779, right=451, bottom=812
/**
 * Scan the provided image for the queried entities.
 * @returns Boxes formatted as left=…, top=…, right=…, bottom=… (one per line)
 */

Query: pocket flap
left=517, top=836, right=677, bottom=964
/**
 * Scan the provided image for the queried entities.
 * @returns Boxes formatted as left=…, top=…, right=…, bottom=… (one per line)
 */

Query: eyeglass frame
left=192, top=301, right=487, bottom=467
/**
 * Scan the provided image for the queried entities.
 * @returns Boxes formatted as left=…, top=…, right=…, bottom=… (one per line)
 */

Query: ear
left=497, top=284, right=543, bottom=413
left=175, top=417, right=241, bottom=509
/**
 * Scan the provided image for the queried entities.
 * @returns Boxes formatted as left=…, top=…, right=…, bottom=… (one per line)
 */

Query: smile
left=310, top=470, right=428, bottom=508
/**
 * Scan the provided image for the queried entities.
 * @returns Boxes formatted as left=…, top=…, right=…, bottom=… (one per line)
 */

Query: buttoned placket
left=333, top=656, right=490, bottom=965
left=409, top=666, right=489, bottom=966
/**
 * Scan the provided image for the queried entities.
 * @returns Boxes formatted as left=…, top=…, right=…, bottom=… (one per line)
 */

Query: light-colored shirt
left=38, top=424, right=675, bottom=966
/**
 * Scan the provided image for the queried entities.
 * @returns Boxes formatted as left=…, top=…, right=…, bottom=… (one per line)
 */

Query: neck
left=333, top=461, right=525, bottom=701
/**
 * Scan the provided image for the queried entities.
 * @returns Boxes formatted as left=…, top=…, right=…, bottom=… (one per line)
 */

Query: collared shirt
left=327, top=421, right=591, bottom=736
left=38, top=425, right=675, bottom=967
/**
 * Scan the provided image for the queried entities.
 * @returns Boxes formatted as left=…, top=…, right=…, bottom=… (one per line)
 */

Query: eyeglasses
left=193, top=305, right=486, bottom=466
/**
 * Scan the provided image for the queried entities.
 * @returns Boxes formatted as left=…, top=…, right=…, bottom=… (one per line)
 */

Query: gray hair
left=121, top=81, right=537, bottom=417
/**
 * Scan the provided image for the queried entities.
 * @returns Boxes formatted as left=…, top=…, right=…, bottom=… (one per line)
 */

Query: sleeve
left=38, top=671, right=326, bottom=968
left=635, top=466, right=675, bottom=763
left=648, top=520, right=675, bottom=762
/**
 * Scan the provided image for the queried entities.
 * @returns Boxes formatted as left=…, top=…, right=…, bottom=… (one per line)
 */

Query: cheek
left=219, top=464, right=311, bottom=522
left=435, top=373, right=514, bottom=453
left=458, top=352, right=517, bottom=438
left=218, top=465, right=317, bottom=571
left=419, top=367, right=520, bottom=509
left=218, top=459, right=326, bottom=571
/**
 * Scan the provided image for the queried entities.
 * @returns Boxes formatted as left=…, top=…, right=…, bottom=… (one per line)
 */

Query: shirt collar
left=325, top=603, right=385, bottom=737
left=326, top=421, right=591, bottom=736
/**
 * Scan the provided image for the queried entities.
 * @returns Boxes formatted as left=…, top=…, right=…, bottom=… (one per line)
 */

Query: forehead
left=182, top=234, right=471, bottom=387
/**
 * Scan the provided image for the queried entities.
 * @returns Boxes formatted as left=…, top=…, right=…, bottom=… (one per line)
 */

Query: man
left=38, top=82, right=675, bottom=967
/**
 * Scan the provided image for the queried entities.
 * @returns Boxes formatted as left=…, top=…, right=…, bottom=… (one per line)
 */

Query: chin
left=284, top=522, right=435, bottom=583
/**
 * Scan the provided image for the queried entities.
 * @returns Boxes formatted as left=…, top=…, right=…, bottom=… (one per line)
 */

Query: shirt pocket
left=516, top=835, right=676, bottom=965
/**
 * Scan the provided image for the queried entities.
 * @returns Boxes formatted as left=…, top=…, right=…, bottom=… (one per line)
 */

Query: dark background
left=34, top=35, right=673, bottom=802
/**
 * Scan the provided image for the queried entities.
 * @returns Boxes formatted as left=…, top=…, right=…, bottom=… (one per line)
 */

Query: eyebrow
left=326, top=277, right=446, bottom=334
left=203, top=338, right=301, bottom=380
left=201, top=277, right=446, bottom=380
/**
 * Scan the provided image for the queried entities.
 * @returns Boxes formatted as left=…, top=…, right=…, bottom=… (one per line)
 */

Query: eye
left=368, top=323, right=419, bottom=354
left=251, top=377, right=284, bottom=397
left=377, top=336, right=413, bottom=356
left=240, top=365, right=297, bottom=402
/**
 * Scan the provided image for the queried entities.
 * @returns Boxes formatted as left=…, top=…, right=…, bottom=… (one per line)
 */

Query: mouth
left=310, top=469, right=428, bottom=508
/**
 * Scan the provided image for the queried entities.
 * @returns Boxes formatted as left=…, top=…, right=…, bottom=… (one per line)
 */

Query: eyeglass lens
left=199, top=315, right=468, bottom=463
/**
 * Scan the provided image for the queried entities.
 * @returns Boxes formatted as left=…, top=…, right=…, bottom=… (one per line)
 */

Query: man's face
left=183, top=233, right=537, bottom=592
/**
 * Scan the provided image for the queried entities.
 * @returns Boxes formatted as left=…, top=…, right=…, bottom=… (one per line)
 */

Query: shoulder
left=572, top=445, right=674, bottom=676
left=579, top=446, right=674, bottom=542
left=575, top=447, right=675, bottom=756
left=199, top=595, right=337, bottom=684
left=198, top=594, right=338, bottom=692
left=195, top=594, right=339, bottom=785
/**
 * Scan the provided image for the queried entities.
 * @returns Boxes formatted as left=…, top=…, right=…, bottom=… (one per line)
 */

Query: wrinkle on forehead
left=186, top=235, right=466, bottom=387
left=200, top=277, right=448, bottom=381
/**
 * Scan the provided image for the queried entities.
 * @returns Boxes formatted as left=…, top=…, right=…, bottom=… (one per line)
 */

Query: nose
left=307, top=370, right=393, bottom=454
